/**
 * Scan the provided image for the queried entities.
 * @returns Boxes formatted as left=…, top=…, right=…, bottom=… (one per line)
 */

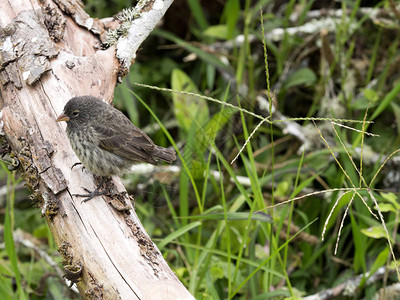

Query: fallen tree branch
left=0, top=0, right=193, bottom=299
left=303, top=266, right=392, bottom=300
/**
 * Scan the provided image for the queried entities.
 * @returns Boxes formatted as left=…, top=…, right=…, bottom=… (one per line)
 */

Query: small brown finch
left=56, top=96, right=176, bottom=201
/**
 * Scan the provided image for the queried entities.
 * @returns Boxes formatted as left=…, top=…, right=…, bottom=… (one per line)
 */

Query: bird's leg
left=73, top=176, right=109, bottom=203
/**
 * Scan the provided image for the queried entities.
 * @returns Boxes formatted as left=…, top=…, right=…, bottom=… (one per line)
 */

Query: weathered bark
left=0, top=0, right=193, bottom=299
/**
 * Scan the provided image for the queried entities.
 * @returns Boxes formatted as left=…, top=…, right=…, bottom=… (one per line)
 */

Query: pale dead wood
left=0, top=0, right=193, bottom=299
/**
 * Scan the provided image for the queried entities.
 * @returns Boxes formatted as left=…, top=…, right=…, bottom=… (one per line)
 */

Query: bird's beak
left=56, top=112, right=70, bottom=122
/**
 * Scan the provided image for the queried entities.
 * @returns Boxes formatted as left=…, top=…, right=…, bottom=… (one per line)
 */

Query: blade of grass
left=152, top=29, right=233, bottom=73
left=186, top=0, right=208, bottom=30
left=216, top=155, right=231, bottom=297
left=185, top=211, right=272, bottom=222
left=129, top=89, right=202, bottom=212
left=231, top=218, right=318, bottom=298
left=158, top=221, right=202, bottom=250
left=2, top=163, right=27, bottom=300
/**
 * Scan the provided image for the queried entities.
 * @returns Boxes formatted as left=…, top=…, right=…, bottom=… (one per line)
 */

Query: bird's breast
left=66, top=126, right=128, bottom=176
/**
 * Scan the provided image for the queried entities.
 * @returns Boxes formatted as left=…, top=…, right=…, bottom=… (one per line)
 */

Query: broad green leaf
left=361, top=226, right=390, bottom=240
left=374, top=203, right=396, bottom=213
left=204, top=25, right=228, bottom=39
left=275, top=181, right=290, bottom=197
left=195, top=107, right=235, bottom=153
left=364, top=88, right=379, bottom=102
left=351, top=96, right=372, bottom=110
left=381, top=192, right=400, bottom=210
left=171, top=69, right=209, bottom=133
left=284, top=68, right=317, bottom=89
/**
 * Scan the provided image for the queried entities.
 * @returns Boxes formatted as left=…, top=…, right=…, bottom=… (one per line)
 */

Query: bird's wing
left=93, top=114, right=158, bottom=164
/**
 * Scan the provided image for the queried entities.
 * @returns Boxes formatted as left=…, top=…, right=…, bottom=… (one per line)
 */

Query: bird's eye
left=71, top=111, right=79, bottom=117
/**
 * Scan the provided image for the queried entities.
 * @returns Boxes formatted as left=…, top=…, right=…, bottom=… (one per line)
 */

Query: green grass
left=1, top=163, right=26, bottom=300
left=2, top=0, right=400, bottom=299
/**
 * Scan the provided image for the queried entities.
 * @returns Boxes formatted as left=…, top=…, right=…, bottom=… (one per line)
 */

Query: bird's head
left=56, top=96, right=98, bottom=125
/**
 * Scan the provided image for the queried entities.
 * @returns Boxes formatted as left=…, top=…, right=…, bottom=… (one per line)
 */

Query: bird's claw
left=71, top=162, right=82, bottom=170
left=73, top=187, right=107, bottom=203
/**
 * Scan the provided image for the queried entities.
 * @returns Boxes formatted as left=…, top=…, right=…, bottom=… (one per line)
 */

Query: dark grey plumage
left=57, top=96, right=176, bottom=177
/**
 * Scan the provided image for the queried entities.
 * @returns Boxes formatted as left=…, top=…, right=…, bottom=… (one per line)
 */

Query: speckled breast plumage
left=66, top=126, right=128, bottom=176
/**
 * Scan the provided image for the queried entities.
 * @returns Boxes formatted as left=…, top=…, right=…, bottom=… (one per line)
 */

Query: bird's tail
left=153, top=146, right=176, bottom=163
